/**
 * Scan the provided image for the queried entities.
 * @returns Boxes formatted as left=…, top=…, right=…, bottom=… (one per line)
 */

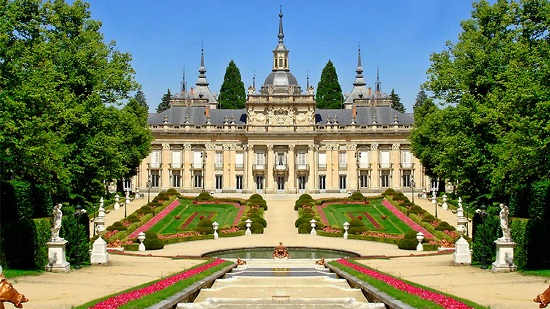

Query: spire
left=181, top=65, right=187, bottom=92
left=278, top=5, right=284, bottom=43
left=306, top=71, right=310, bottom=88
left=253, top=71, right=256, bottom=89
left=353, top=46, right=366, bottom=87
left=375, top=65, right=381, bottom=92
left=196, top=46, right=208, bottom=86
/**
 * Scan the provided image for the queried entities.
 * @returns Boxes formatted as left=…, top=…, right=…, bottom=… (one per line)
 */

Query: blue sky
left=86, top=1, right=476, bottom=113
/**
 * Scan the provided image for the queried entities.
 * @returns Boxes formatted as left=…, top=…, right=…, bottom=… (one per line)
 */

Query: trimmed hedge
left=143, top=230, right=164, bottom=250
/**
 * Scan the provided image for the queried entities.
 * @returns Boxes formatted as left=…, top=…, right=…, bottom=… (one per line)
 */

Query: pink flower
left=381, top=199, right=434, bottom=238
left=336, top=259, right=472, bottom=309
left=90, top=259, right=226, bottom=309
left=129, top=199, right=181, bottom=238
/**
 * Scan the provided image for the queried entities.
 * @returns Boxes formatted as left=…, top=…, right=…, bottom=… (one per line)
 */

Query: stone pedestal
left=90, top=237, right=110, bottom=265
left=492, top=240, right=517, bottom=272
left=45, top=240, right=70, bottom=272
left=452, top=236, right=471, bottom=265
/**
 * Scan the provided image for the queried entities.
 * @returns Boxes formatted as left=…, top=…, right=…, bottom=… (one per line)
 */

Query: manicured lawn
left=148, top=200, right=241, bottom=235
left=320, top=201, right=414, bottom=234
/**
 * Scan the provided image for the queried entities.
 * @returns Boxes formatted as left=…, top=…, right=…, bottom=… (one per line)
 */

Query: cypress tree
left=316, top=60, right=343, bottom=109
left=134, top=90, right=148, bottom=109
left=219, top=60, right=246, bottom=109
left=390, top=89, right=406, bottom=113
left=156, top=89, right=171, bottom=113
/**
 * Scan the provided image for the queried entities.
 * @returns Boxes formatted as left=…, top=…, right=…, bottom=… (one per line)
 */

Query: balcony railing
left=357, top=163, right=371, bottom=170
left=318, top=163, right=327, bottom=170
left=295, top=164, right=309, bottom=171
left=400, top=162, right=415, bottom=169
left=148, top=163, right=162, bottom=169
left=235, top=163, right=244, bottom=170
left=215, top=163, right=223, bottom=170
left=339, top=163, right=347, bottom=170
left=191, top=162, right=204, bottom=170
left=379, top=163, right=393, bottom=169
left=169, top=163, right=183, bottom=169
left=253, top=164, right=266, bottom=171
left=274, top=164, right=288, bottom=172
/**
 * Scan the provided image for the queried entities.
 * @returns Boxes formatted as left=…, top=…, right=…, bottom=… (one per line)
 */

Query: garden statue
left=499, top=203, right=511, bottom=241
left=0, top=274, right=28, bottom=308
left=315, top=257, right=325, bottom=266
left=272, top=242, right=290, bottom=259
left=236, top=257, right=247, bottom=266
left=534, top=285, right=550, bottom=308
left=51, top=204, right=63, bottom=241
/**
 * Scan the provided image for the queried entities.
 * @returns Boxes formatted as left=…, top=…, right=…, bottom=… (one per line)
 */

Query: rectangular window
left=402, top=172, right=411, bottom=188
left=319, top=175, right=326, bottom=190
left=215, top=175, right=223, bottom=190
left=401, top=150, right=412, bottom=168
left=172, top=171, right=181, bottom=187
left=339, top=152, right=347, bottom=167
left=172, top=151, right=182, bottom=168
left=359, top=151, right=369, bottom=168
left=381, top=171, right=390, bottom=187
left=256, top=175, right=264, bottom=190
left=298, top=175, right=306, bottom=190
left=193, top=151, right=203, bottom=169
left=151, top=172, right=160, bottom=187
left=194, top=173, right=203, bottom=188
left=150, top=150, right=161, bottom=168
left=277, top=176, right=285, bottom=190
left=235, top=153, right=244, bottom=169
left=339, top=175, right=347, bottom=190
left=296, top=152, right=307, bottom=169
left=380, top=150, right=390, bottom=168
left=255, top=151, right=265, bottom=165
left=277, top=153, right=285, bottom=165
left=236, top=175, right=243, bottom=190
left=318, top=153, right=327, bottom=169
left=359, top=173, right=368, bottom=188
left=215, top=152, right=223, bottom=169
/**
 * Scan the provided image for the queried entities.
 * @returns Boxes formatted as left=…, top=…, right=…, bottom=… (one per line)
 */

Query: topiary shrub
left=422, top=214, right=436, bottom=222
left=107, top=221, right=127, bottom=231
left=196, top=192, right=213, bottom=202
left=166, top=188, right=180, bottom=196
left=295, top=213, right=314, bottom=227
left=397, top=230, right=420, bottom=250
left=193, top=218, right=214, bottom=234
left=248, top=193, right=264, bottom=201
left=298, top=222, right=312, bottom=234
left=250, top=223, right=264, bottom=234
left=143, top=230, right=164, bottom=250
left=435, top=221, right=455, bottom=231
left=382, top=188, right=396, bottom=196
left=407, top=205, right=424, bottom=215
left=348, top=217, right=368, bottom=234
left=126, top=214, right=140, bottom=223
left=348, top=191, right=366, bottom=201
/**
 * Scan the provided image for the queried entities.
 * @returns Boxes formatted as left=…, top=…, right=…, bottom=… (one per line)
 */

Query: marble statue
left=499, top=203, right=511, bottom=241
left=51, top=203, right=63, bottom=241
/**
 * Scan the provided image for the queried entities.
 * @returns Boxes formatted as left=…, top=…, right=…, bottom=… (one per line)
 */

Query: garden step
left=178, top=297, right=385, bottom=308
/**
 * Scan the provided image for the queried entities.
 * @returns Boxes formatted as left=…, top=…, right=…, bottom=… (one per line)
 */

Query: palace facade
left=135, top=10, right=428, bottom=195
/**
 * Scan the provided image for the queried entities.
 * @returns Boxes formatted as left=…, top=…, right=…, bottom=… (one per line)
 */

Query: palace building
left=136, top=10, right=428, bottom=195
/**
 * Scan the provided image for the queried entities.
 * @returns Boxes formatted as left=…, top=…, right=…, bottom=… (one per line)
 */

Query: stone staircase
left=177, top=259, right=385, bottom=308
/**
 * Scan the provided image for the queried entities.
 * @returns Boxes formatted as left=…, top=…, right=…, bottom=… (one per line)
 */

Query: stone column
left=205, top=144, right=214, bottom=191
left=246, top=145, right=253, bottom=193
left=307, top=145, right=315, bottom=193
left=391, top=143, right=400, bottom=189
left=222, top=145, right=230, bottom=191
left=370, top=143, right=379, bottom=189
left=228, top=145, right=236, bottom=191
left=288, top=144, right=296, bottom=193
left=347, top=144, right=357, bottom=191
left=161, top=143, right=170, bottom=190
left=266, top=145, right=274, bottom=193
left=182, top=144, right=192, bottom=191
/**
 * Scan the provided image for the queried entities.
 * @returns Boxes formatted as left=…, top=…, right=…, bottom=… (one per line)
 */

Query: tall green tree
left=0, top=0, right=150, bottom=268
left=413, top=89, right=428, bottom=113
left=316, top=60, right=343, bottom=109
left=134, top=89, right=148, bottom=109
left=156, top=89, right=171, bottom=113
left=414, top=0, right=550, bottom=206
left=390, top=89, right=406, bottom=113
left=218, top=60, right=246, bottom=109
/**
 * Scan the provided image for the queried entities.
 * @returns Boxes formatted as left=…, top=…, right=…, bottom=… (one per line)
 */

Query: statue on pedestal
left=272, top=242, right=290, bottom=259
left=499, top=203, right=511, bottom=241
left=51, top=204, right=63, bottom=241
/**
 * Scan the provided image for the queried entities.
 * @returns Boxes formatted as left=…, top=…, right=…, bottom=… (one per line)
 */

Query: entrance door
left=298, top=175, right=306, bottom=193
left=256, top=175, right=264, bottom=193
left=277, top=176, right=285, bottom=193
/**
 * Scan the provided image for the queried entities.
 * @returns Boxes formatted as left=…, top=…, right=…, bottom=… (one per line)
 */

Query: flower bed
left=89, top=258, right=226, bottom=309
left=128, top=199, right=181, bottom=239
left=381, top=199, right=434, bottom=239
left=334, top=259, right=473, bottom=309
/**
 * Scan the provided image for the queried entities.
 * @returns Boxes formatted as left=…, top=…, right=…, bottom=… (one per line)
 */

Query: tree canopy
left=411, top=0, right=550, bottom=207
left=316, top=60, right=343, bottom=109
left=390, top=89, right=405, bottom=113
left=156, top=89, right=171, bottom=113
left=218, top=60, right=246, bottom=109
left=0, top=0, right=150, bottom=207
left=134, top=90, right=148, bottom=109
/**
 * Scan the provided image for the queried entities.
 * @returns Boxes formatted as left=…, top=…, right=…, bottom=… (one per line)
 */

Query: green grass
left=329, top=260, right=488, bottom=309
left=519, top=269, right=550, bottom=278
left=74, top=259, right=234, bottom=309
left=148, top=201, right=241, bottom=235
left=2, top=269, right=42, bottom=278
left=320, top=200, right=414, bottom=234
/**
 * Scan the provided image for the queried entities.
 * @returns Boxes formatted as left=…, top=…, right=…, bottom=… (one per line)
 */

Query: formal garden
left=295, top=189, right=460, bottom=251
left=100, top=191, right=268, bottom=251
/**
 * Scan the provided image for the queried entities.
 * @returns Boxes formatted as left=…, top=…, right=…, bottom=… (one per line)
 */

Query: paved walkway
left=10, top=193, right=546, bottom=309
